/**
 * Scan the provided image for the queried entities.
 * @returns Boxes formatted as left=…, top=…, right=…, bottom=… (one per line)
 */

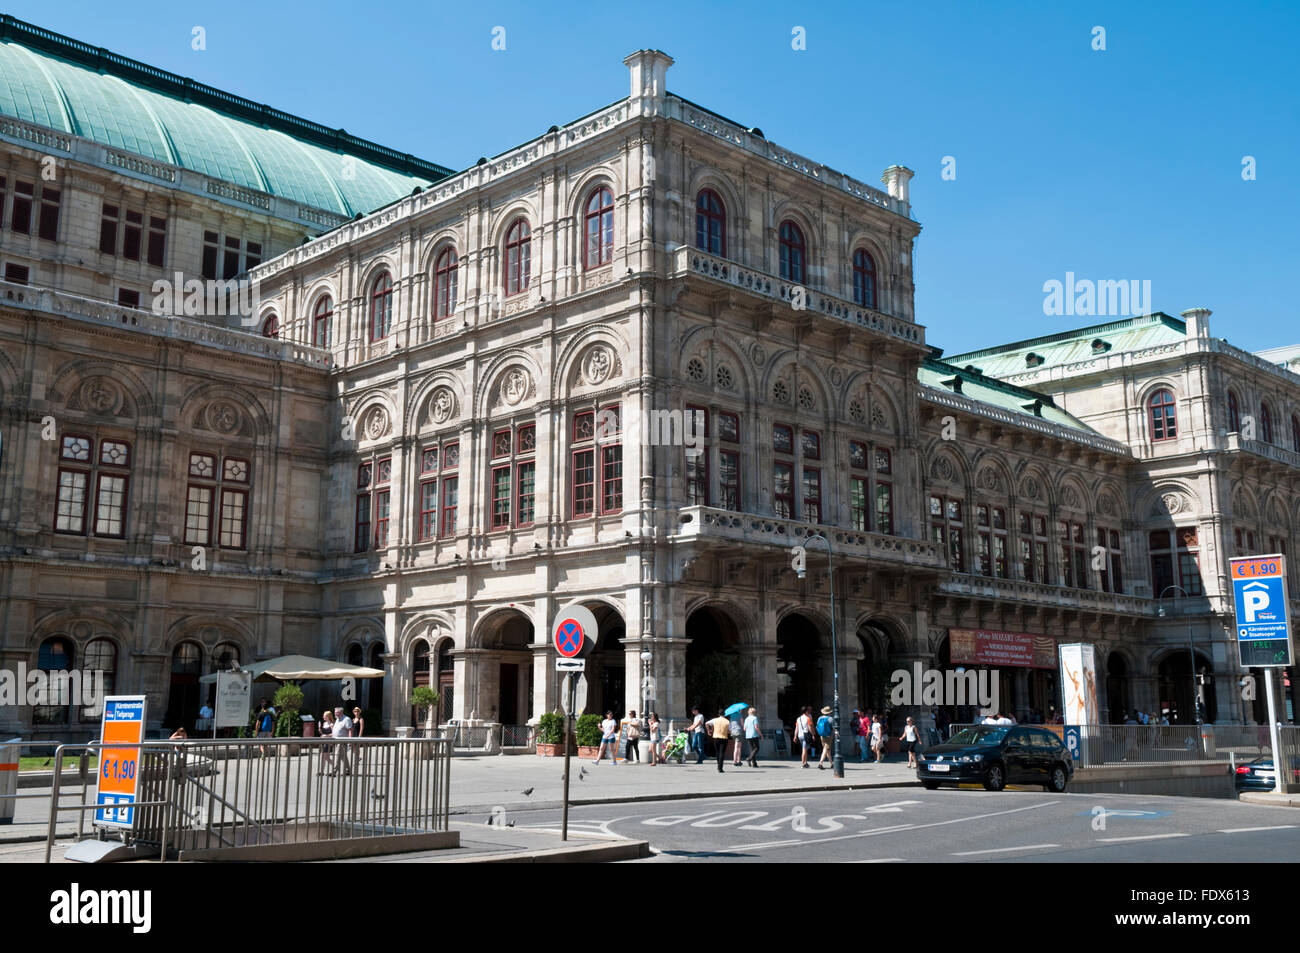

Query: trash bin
left=300, top=715, right=316, bottom=738
left=0, top=738, right=19, bottom=825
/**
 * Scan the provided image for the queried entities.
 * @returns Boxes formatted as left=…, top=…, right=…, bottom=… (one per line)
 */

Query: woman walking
left=871, top=714, right=885, bottom=763
left=901, top=716, right=921, bottom=768
left=319, top=710, right=334, bottom=774
left=622, top=709, right=641, bottom=763
left=648, top=712, right=662, bottom=765
left=796, top=706, right=816, bottom=768
left=594, top=711, right=619, bottom=764
left=729, top=709, right=745, bottom=766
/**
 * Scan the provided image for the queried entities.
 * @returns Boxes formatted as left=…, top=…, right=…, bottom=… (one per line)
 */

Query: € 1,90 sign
left=95, top=696, right=147, bottom=827
left=1231, top=555, right=1293, bottom=668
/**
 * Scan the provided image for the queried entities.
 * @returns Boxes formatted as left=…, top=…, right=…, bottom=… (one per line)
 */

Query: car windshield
left=946, top=727, right=1009, bottom=746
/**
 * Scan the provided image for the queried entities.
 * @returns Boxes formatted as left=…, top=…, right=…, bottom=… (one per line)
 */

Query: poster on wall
left=1058, top=643, right=1099, bottom=765
left=949, top=628, right=1057, bottom=668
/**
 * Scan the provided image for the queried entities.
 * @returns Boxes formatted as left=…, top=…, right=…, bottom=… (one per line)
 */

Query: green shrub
left=575, top=713, right=602, bottom=747
left=410, top=685, right=439, bottom=723
left=537, top=711, right=565, bottom=745
left=273, top=681, right=304, bottom=714
left=274, top=710, right=303, bottom=738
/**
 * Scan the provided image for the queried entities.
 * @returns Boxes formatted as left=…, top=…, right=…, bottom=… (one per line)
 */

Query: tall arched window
left=695, top=189, right=725, bottom=256
left=433, top=247, right=458, bottom=320
left=778, top=220, right=806, bottom=283
left=213, top=642, right=240, bottom=672
left=1149, top=389, right=1177, bottom=441
left=1292, top=415, right=1300, bottom=453
left=312, top=295, right=332, bottom=348
left=1261, top=402, right=1275, bottom=444
left=84, top=638, right=117, bottom=716
left=504, top=219, right=531, bottom=297
left=260, top=313, right=278, bottom=338
left=370, top=272, right=393, bottom=341
left=852, top=248, right=877, bottom=309
left=584, top=187, right=614, bottom=269
left=1227, top=390, right=1241, bottom=433
left=32, top=637, right=73, bottom=724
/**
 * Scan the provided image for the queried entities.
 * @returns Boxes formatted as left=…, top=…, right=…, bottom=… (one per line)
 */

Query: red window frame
left=219, top=488, right=249, bottom=549
left=778, top=220, right=806, bottom=283
left=851, top=476, right=868, bottom=531
left=516, top=460, right=536, bottom=527
left=718, top=411, right=740, bottom=444
left=773, top=461, right=794, bottom=519
left=491, top=465, right=512, bottom=529
left=801, top=430, right=820, bottom=460
left=1292, top=415, right=1300, bottom=453
left=312, top=296, right=332, bottom=348
left=1149, top=389, right=1177, bottom=441
left=370, top=272, right=393, bottom=341
left=801, top=468, right=821, bottom=524
left=852, top=248, right=877, bottom=308
left=695, top=189, right=726, bottom=256
left=440, top=476, right=459, bottom=538
left=54, top=436, right=131, bottom=539
left=261, top=314, right=279, bottom=339
left=373, top=489, right=391, bottom=548
left=572, top=449, right=596, bottom=518
left=1261, top=402, right=1275, bottom=444
left=434, top=247, right=458, bottom=320
left=504, top=219, right=531, bottom=296
left=719, top=449, right=740, bottom=511
left=601, top=444, right=623, bottom=513
left=584, top=187, right=614, bottom=269
left=418, top=480, right=438, bottom=541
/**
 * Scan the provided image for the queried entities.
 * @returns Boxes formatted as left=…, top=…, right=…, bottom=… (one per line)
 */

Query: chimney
left=1180, top=307, right=1212, bottom=339
left=881, top=165, right=914, bottom=204
left=624, top=50, right=674, bottom=113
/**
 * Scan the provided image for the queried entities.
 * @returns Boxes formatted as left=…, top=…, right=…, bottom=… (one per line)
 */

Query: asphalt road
left=462, top=788, right=1300, bottom=863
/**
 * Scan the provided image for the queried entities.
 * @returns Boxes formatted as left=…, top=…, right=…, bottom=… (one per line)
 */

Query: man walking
left=743, top=707, right=761, bottom=767
left=708, top=709, right=731, bottom=773
left=331, top=706, right=353, bottom=776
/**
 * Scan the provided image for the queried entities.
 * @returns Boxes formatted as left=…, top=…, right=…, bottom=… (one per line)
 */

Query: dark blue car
left=918, top=725, right=1073, bottom=792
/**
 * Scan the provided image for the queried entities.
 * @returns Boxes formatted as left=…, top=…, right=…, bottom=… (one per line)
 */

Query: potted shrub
left=575, top=713, right=603, bottom=759
left=410, top=685, right=439, bottom=736
left=273, top=682, right=305, bottom=755
left=536, top=711, right=569, bottom=756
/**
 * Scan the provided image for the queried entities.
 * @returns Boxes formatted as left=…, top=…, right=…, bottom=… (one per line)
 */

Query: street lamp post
left=1157, top=585, right=1200, bottom=725
left=796, top=533, right=843, bottom=778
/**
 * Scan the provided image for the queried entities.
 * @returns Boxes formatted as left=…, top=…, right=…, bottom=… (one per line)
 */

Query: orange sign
left=96, top=696, right=146, bottom=826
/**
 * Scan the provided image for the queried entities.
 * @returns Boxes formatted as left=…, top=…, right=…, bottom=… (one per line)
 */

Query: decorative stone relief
left=429, top=387, right=457, bottom=425
left=871, top=403, right=889, bottom=431
left=500, top=367, right=532, bottom=406
left=78, top=377, right=123, bottom=415
left=1098, top=494, right=1118, bottom=517
left=797, top=385, right=816, bottom=411
left=750, top=343, right=766, bottom=367
left=848, top=398, right=866, bottom=423
left=1022, top=477, right=1041, bottom=500
left=205, top=400, right=242, bottom=435
left=1153, top=493, right=1187, bottom=517
left=584, top=346, right=615, bottom=385
left=364, top=406, right=391, bottom=440
left=931, top=455, right=956, bottom=482
left=830, top=366, right=844, bottom=388
left=773, top=379, right=791, bottom=404
left=977, top=467, right=1003, bottom=492
left=1062, top=485, right=1082, bottom=510
left=715, top=364, right=734, bottom=391
left=686, top=357, right=707, bottom=382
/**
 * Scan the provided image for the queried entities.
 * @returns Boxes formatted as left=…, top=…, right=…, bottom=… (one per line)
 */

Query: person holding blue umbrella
left=727, top=704, right=746, bottom=766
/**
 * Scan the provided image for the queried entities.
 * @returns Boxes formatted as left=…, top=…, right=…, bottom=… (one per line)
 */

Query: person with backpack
left=795, top=706, right=816, bottom=768
left=816, top=706, right=834, bottom=770
left=255, top=700, right=275, bottom=757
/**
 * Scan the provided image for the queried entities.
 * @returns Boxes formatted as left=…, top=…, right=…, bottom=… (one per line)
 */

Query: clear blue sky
left=14, top=0, right=1297, bottom=355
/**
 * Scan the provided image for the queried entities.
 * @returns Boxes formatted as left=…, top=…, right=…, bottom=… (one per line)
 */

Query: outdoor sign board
left=94, top=695, right=146, bottom=828
left=1059, top=644, right=1099, bottom=765
left=1230, top=554, right=1293, bottom=667
left=215, top=670, right=252, bottom=729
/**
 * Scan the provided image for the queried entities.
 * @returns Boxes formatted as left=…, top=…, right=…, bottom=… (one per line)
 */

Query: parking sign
left=1230, top=555, right=1292, bottom=667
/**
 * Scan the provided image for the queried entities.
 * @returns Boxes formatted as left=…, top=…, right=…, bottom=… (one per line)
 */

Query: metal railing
left=500, top=725, right=533, bottom=748
left=43, top=736, right=451, bottom=861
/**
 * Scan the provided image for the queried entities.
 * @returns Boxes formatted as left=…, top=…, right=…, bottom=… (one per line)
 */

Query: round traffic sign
left=552, top=605, right=599, bottom=659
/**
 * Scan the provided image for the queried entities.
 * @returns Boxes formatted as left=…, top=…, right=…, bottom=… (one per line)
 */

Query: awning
left=200, top=654, right=386, bottom=684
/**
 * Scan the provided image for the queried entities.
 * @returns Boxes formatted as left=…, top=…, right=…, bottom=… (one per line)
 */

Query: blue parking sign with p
left=1231, top=555, right=1292, bottom=667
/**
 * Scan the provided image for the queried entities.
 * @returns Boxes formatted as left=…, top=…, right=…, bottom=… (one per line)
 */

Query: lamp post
left=1156, top=585, right=1200, bottom=725
left=796, top=533, right=843, bottom=778
left=639, top=649, right=653, bottom=762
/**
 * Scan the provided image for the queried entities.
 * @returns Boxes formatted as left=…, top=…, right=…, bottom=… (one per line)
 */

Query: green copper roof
left=919, top=357, right=1101, bottom=435
left=941, top=313, right=1188, bottom=380
left=0, top=16, right=454, bottom=217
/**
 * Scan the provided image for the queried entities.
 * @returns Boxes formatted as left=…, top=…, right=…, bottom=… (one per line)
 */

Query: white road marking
left=952, top=844, right=1059, bottom=856
left=1217, top=825, right=1297, bottom=834
left=1097, top=833, right=1188, bottom=843
left=730, top=799, right=1058, bottom=852
left=863, top=800, right=923, bottom=813
left=848, top=857, right=906, bottom=863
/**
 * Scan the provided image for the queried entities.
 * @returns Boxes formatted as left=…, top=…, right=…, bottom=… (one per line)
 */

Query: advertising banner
left=949, top=628, right=1056, bottom=669
left=1059, top=643, right=1099, bottom=765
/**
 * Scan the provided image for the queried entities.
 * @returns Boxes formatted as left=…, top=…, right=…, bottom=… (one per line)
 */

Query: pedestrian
left=901, top=716, right=920, bottom=768
left=796, top=706, right=816, bottom=767
left=743, top=707, right=760, bottom=767
left=319, top=709, right=334, bottom=773
left=169, top=726, right=187, bottom=740
left=351, top=707, right=365, bottom=737
left=858, top=710, right=873, bottom=762
left=689, top=706, right=706, bottom=764
left=254, top=700, right=275, bottom=757
left=729, top=709, right=745, bottom=766
left=623, top=709, right=641, bottom=764
left=648, top=712, right=662, bottom=765
left=594, top=711, right=619, bottom=764
left=816, top=706, right=834, bottom=769
left=707, top=709, right=730, bottom=773
left=331, top=706, right=353, bottom=776
left=871, top=714, right=885, bottom=763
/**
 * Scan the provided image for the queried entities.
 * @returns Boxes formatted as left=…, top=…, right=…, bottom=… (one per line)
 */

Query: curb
left=1238, top=792, right=1300, bottom=808
left=450, top=779, right=921, bottom=816
left=436, top=839, right=652, bottom=863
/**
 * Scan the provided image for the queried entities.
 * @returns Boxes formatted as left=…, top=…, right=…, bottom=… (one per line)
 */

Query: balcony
left=937, top=573, right=1151, bottom=617
left=1223, top=432, right=1300, bottom=470
left=0, top=280, right=332, bottom=368
left=674, top=505, right=946, bottom=570
left=672, top=247, right=927, bottom=352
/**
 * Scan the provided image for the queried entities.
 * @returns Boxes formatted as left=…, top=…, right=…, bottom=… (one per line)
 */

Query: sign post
left=551, top=605, right=599, bottom=842
left=215, top=670, right=252, bottom=739
left=1230, top=554, right=1293, bottom=794
left=95, top=696, right=147, bottom=828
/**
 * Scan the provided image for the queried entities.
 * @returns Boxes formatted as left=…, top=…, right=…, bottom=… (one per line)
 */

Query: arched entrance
left=165, top=642, right=203, bottom=731
left=1106, top=652, right=1131, bottom=722
left=776, top=613, right=823, bottom=733
left=586, top=604, right=626, bottom=718
left=685, top=606, right=748, bottom=718
left=480, top=611, right=534, bottom=725
left=410, top=639, right=431, bottom=726
left=856, top=622, right=894, bottom=712
left=1157, top=650, right=1215, bottom=724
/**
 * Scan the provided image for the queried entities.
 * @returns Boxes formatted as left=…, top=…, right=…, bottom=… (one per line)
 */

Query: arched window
left=778, top=220, right=806, bottom=284
left=852, top=248, right=877, bottom=309
left=433, top=247, right=458, bottom=320
left=260, top=313, right=278, bottom=338
left=1228, top=390, right=1241, bottom=433
left=504, top=219, right=531, bottom=297
left=311, top=295, right=332, bottom=348
left=84, top=638, right=117, bottom=715
left=165, top=642, right=203, bottom=732
left=695, top=189, right=725, bottom=256
left=583, top=187, right=614, bottom=269
left=1149, top=389, right=1177, bottom=441
left=1261, top=402, right=1275, bottom=444
left=213, top=642, right=240, bottom=672
left=370, top=272, right=393, bottom=341
left=1292, top=415, right=1300, bottom=453
left=33, top=637, right=73, bottom=724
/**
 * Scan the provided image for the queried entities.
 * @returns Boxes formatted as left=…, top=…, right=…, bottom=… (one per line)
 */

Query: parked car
left=1234, top=756, right=1300, bottom=791
left=917, top=725, right=1073, bottom=792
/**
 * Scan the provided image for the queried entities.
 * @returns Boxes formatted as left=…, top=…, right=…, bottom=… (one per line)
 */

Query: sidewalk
left=1238, top=791, right=1300, bottom=808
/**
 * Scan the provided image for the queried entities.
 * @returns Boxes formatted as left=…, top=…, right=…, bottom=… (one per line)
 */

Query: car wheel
left=983, top=762, right=1006, bottom=791
left=1045, top=764, right=1068, bottom=793
left=922, top=780, right=940, bottom=791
